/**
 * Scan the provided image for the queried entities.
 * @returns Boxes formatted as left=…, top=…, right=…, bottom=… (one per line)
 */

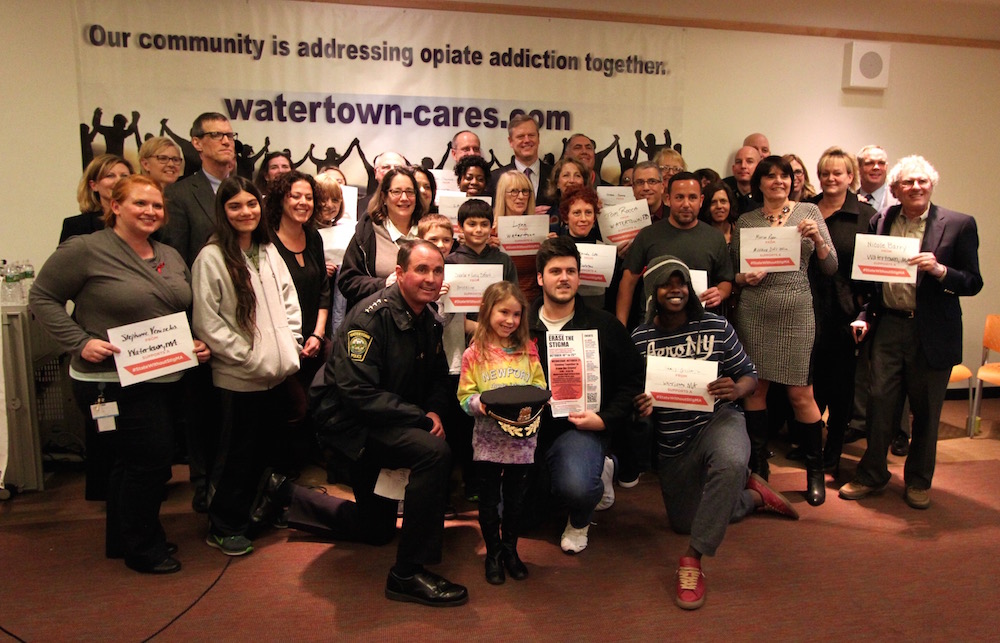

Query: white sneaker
left=595, top=456, right=615, bottom=511
left=560, top=518, right=590, bottom=554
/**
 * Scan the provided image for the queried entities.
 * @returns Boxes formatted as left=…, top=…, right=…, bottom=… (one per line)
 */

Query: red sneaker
left=675, top=557, right=706, bottom=610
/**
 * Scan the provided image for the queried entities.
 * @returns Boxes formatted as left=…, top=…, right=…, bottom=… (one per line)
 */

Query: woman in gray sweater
left=31, top=175, right=211, bottom=574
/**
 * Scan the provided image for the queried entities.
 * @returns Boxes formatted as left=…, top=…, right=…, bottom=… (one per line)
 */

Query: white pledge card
left=497, top=214, right=548, bottom=256
left=374, top=468, right=410, bottom=500
left=851, top=234, right=920, bottom=283
left=577, top=243, right=618, bottom=289
left=597, top=199, right=651, bottom=245
left=442, top=263, right=504, bottom=313
left=739, top=226, right=801, bottom=273
left=689, top=269, right=708, bottom=297
left=644, top=355, right=718, bottom=412
left=596, top=186, right=634, bottom=208
left=438, top=192, right=492, bottom=232
left=106, top=312, right=198, bottom=386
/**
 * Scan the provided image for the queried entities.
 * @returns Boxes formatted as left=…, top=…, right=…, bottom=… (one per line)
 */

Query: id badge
left=91, top=400, right=120, bottom=432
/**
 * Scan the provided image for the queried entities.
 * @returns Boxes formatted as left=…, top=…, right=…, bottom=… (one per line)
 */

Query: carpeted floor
left=3, top=400, right=1000, bottom=641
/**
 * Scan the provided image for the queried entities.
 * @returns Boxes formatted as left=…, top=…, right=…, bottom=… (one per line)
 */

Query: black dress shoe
left=842, top=428, right=866, bottom=444
left=128, top=556, right=182, bottom=575
left=192, top=487, right=208, bottom=514
left=891, top=433, right=910, bottom=456
left=385, top=570, right=469, bottom=607
left=250, top=469, right=289, bottom=525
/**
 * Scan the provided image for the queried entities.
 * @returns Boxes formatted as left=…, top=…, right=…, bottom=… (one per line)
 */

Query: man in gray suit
left=161, top=112, right=235, bottom=266
left=161, top=112, right=235, bottom=513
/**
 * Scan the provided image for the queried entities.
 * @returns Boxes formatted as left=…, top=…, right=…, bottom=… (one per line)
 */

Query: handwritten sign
left=645, top=355, right=718, bottom=412
left=577, top=243, right=618, bottom=289
left=596, top=186, right=635, bottom=208
left=497, top=214, right=548, bottom=256
left=340, top=184, right=359, bottom=221
left=106, top=312, right=197, bottom=386
left=739, top=226, right=801, bottom=273
left=318, top=219, right=358, bottom=268
left=430, top=169, right=460, bottom=194
left=442, top=263, right=503, bottom=312
left=546, top=330, right=600, bottom=417
left=438, top=192, right=492, bottom=232
left=597, top=199, right=651, bottom=245
left=851, top=234, right=920, bottom=283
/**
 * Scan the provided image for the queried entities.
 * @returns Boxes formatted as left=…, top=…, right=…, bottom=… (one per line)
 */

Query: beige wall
left=1, top=0, right=996, bottom=374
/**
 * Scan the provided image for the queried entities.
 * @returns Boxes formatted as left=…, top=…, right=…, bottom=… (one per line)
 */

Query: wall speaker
left=843, top=41, right=890, bottom=90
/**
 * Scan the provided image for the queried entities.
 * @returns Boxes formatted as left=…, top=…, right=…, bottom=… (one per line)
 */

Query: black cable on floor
left=142, top=557, right=233, bottom=642
left=0, top=623, right=28, bottom=642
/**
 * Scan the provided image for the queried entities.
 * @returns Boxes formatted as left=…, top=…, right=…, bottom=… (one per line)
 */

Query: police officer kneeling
left=309, top=239, right=467, bottom=606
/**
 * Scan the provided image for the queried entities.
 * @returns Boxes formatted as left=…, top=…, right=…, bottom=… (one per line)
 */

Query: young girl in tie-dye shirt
left=457, top=281, right=546, bottom=585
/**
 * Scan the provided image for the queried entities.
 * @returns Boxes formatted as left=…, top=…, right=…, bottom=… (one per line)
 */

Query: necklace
left=763, top=204, right=791, bottom=224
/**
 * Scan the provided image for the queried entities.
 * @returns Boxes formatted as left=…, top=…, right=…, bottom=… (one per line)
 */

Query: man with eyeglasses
left=162, top=112, right=236, bottom=266
left=839, top=156, right=982, bottom=510
left=449, top=130, right=482, bottom=164
left=161, top=112, right=235, bottom=515
left=857, top=145, right=900, bottom=214
left=630, top=160, right=666, bottom=222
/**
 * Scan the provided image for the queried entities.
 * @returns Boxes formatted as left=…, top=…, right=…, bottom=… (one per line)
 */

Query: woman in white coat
left=192, top=176, right=302, bottom=557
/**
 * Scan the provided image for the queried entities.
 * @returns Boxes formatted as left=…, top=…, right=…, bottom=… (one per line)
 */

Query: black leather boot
left=823, top=423, right=845, bottom=477
left=745, top=410, right=770, bottom=481
left=485, top=545, right=505, bottom=585
left=501, top=541, right=528, bottom=580
left=803, top=420, right=826, bottom=506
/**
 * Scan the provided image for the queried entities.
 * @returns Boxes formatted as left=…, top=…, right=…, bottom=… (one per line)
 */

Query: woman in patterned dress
left=731, top=156, right=837, bottom=505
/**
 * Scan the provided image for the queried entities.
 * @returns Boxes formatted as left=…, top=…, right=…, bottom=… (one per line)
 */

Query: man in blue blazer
left=839, top=155, right=982, bottom=509
left=489, top=114, right=554, bottom=212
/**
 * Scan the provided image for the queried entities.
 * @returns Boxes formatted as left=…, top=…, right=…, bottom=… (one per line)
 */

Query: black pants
left=288, top=425, right=451, bottom=566
left=209, top=387, right=284, bottom=537
left=477, top=461, right=530, bottom=547
left=73, top=379, right=176, bottom=569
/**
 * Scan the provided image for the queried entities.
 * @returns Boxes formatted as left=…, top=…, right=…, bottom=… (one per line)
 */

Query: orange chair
left=973, top=315, right=1000, bottom=436
left=949, top=364, right=973, bottom=436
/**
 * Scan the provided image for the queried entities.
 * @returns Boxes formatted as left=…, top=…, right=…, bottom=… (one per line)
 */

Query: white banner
left=72, top=0, right=684, bottom=189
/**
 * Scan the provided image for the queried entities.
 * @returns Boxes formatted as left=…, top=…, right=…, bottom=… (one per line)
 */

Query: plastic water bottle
left=20, top=258, right=34, bottom=300
left=3, top=260, right=24, bottom=305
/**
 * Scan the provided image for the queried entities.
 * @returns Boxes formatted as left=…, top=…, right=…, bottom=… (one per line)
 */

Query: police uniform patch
left=347, top=330, right=373, bottom=362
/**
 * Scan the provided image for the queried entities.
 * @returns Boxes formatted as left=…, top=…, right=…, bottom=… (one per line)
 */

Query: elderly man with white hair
left=839, top=155, right=982, bottom=510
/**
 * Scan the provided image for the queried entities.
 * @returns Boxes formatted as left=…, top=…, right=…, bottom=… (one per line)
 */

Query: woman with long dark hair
left=193, top=176, right=302, bottom=556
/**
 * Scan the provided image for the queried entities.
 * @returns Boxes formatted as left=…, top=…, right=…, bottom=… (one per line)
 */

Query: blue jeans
left=545, top=429, right=605, bottom=529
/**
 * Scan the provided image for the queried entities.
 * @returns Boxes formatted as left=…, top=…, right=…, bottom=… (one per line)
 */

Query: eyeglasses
left=899, top=177, right=931, bottom=189
left=633, top=178, right=662, bottom=187
left=153, top=155, right=183, bottom=165
left=659, top=165, right=683, bottom=175
left=506, top=188, right=532, bottom=196
left=388, top=188, right=416, bottom=199
left=792, top=169, right=805, bottom=176
left=200, top=131, right=237, bottom=141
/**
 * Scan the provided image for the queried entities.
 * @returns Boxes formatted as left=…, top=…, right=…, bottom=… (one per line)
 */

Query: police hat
left=480, top=385, right=552, bottom=439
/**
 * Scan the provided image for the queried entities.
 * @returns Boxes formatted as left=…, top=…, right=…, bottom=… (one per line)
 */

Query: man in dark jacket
left=257, top=240, right=468, bottom=607
left=527, top=237, right=643, bottom=554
